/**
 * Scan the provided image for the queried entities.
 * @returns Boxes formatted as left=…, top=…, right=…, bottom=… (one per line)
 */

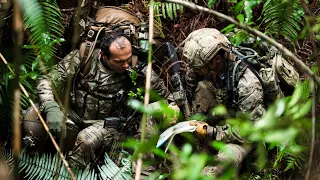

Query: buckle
left=87, top=29, right=95, bottom=38
left=116, top=89, right=125, bottom=102
left=79, top=19, right=86, bottom=29
left=23, top=136, right=36, bottom=147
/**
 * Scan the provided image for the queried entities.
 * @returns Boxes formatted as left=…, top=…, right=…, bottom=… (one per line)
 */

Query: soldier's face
left=193, top=55, right=223, bottom=76
left=106, top=37, right=132, bottom=73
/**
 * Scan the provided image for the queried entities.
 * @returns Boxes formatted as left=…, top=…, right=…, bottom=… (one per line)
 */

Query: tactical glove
left=189, top=121, right=215, bottom=138
left=43, top=101, right=63, bottom=134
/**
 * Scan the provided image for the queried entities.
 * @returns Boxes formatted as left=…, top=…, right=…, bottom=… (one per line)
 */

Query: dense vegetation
left=0, top=0, right=320, bottom=179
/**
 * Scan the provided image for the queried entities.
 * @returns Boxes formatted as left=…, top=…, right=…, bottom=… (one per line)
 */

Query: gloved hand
left=189, top=121, right=209, bottom=137
left=43, top=101, right=63, bottom=134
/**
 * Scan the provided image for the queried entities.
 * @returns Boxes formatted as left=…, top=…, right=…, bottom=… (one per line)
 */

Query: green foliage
left=227, top=82, right=311, bottom=174
left=2, top=149, right=132, bottom=180
left=208, top=0, right=217, bottom=8
left=128, top=88, right=144, bottom=100
left=170, top=144, right=211, bottom=180
left=20, top=0, right=65, bottom=66
left=0, top=58, right=36, bottom=138
left=222, top=0, right=304, bottom=45
left=261, top=0, right=304, bottom=42
left=243, top=0, right=262, bottom=24
left=154, top=2, right=183, bottom=25
left=0, top=0, right=65, bottom=139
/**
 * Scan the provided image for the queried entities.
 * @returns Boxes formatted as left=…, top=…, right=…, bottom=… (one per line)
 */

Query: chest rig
left=70, top=6, right=151, bottom=120
left=213, top=59, right=247, bottom=117
left=70, top=49, right=129, bottom=120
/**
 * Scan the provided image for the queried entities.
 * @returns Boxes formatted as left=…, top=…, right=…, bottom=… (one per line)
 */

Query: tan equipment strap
left=79, top=41, right=93, bottom=76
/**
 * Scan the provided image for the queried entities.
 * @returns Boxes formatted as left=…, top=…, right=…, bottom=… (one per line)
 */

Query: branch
left=12, top=1, right=23, bottom=178
left=305, top=79, right=316, bottom=180
left=163, top=0, right=320, bottom=85
left=135, top=1, right=155, bottom=179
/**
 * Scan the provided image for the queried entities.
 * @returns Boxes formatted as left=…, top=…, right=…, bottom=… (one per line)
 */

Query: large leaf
left=261, top=0, right=304, bottom=43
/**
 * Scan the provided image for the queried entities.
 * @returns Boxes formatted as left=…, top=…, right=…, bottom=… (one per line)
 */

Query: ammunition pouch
left=103, top=117, right=124, bottom=130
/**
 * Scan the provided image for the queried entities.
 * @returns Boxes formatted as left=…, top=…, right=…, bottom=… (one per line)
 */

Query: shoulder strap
left=229, top=50, right=266, bottom=110
left=79, top=41, right=94, bottom=77
left=240, top=58, right=265, bottom=88
left=231, top=48, right=265, bottom=88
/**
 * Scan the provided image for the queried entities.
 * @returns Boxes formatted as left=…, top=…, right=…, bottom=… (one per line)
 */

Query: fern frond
left=154, top=3, right=162, bottom=25
left=98, top=152, right=132, bottom=180
left=162, top=3, right=166, bottom=19
left=2, top=149, right=133, bottom=180
left=20, top=0, right=64, bottom=64
left=155, top=2, right=182, bottom=21
left=284, top=152, right=306, bottom=171
left=262, top=0, right=304, bottom=43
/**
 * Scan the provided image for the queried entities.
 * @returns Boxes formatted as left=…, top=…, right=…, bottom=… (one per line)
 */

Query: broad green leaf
left=237, top=14, right=245, bottom=23
left=188, top=154, right=207, bottom=180
left=221, top=24, right=235, bottom=34
left=254, top=107, right=276, bottom=129
left=293, top=99, right=312, bottom=120
left=264, top=127, right=298, bottom=144
left=50, top=38, right=66, bottom=45
left=211, top=141, right=226, bottom=151
left=152, top=148, right=168, bottom=159
left=288, top=84, right=302, bottom=108
left=274, top=99, right=285, bottom=117
left=255, top=142, right=267, bottom=170
left=159, top=173, right=169, bottom=180
left=20, top=74, right=28, bottom=81
left=234, top=0, right=244, bottom=14
left=211, top=105, right=227, bottom=116
left=127, top=99, right=145, bottom=112
left=190, top=113, right=206, bottom=121
left=181, top=144, right=193, bottom=158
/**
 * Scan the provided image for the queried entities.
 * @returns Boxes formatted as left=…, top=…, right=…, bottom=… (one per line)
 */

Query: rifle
left=153, top=42, right=191, bottom=119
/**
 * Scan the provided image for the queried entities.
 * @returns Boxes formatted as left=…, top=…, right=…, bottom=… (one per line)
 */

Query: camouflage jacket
left=37, top=49, right=168, bottom=121
left=186, top=62, right=266, bottom=143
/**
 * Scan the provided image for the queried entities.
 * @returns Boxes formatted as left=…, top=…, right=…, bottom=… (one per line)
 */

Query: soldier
left=31, top=30, right=174, bottom=168
left=182, top=28, right=270, bottom=176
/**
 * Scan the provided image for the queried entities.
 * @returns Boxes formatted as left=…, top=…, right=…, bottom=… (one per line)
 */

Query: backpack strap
left=79, top=41, right=94, bottom=77
left=231, top=47, right=265, bottom=88
left=240, top=58, right=265, bottom=88
left=229, top=48, right=266, bottom=110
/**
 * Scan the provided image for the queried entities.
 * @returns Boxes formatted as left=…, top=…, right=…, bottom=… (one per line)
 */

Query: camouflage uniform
left=37, top=49, right=168, bottom=167
left=183, top=28, right=267, bottom=176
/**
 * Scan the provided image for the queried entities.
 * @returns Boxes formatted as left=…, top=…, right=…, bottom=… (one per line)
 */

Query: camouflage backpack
left=231, top=45, right=299, bottom=107
left=78, top=6, right=164, bottom=75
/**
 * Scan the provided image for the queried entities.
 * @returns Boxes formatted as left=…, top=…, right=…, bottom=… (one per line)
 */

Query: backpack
left=78, top=6, right=165, bottom=76
left=230, top=46, right=299, bottom=108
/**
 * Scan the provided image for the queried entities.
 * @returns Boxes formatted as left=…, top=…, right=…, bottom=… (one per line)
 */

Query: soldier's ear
left=215, top=55, right=222, bottom=64
left=224, top=51, right=228, bottom=59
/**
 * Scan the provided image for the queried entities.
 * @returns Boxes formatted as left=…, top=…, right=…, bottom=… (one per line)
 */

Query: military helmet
left=183, top=28, right=231, bottom=68
left=22, top=105, right=47, bottom=148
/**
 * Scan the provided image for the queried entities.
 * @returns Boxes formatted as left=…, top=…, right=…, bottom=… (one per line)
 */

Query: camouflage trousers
left=67, top=122, right=120, bottom=168
left=67, top=101, right=176, bottom=168
left=202, top=144, right=249, bottom=177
